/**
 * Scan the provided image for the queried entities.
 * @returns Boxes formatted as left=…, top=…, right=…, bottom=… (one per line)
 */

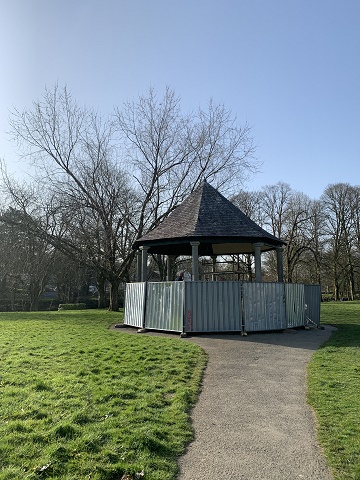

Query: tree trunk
left=29, top=280, right=40, bottom=311
left=246, top=255, right=253, bottom=282
left=108, top=277, right=120, bottom=312
left=286, top=255, right=293, bottom=283
left=97, top=276, right=106, bottom=309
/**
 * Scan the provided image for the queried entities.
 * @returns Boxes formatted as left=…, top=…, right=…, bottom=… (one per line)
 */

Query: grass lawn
left=307, top=300, right=360, bottom=480
left=0, top=310, right=206, bottom=480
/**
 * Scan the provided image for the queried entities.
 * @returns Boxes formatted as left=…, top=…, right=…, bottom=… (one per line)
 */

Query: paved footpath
left=177, top=326, right=335, bottom=480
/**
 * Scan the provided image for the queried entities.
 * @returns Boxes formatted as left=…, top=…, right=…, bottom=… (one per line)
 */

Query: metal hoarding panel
left=243, top=282, right=286, bottom=332
left=145, top=282, right=184, bottom=332
left=184, top=281, right=242, bottom=332
left=123, top=282, right=146, bottom=328
left=304, top=284, right=321, bottom=326
left=285, top=283, right=306, bottom=328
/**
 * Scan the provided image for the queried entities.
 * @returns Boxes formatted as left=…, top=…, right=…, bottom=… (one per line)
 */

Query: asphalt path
left=112, top=324, right=335, bottom=479
left=177, top=326, right=335, bottom=480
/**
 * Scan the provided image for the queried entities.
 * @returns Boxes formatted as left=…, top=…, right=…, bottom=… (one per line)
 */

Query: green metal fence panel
left=123, top=282, right=146, bottom=328
left=145, top=282, right=184, bottom=332
left=184, top=281, right=242, bottom=332
left=304, top=284, right=321, bottom=326
left=243, top=282, right=286, bottom=332
left=285, top=283, right=306, bottom=327
left=124, top=281, right=321, bottom=334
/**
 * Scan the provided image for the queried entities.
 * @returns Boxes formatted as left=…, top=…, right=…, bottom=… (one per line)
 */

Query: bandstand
left=123, top=181, right=321, bottom=335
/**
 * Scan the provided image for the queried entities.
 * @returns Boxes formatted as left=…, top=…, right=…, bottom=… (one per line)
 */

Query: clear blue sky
left=1, top=0, right=359, bottom=199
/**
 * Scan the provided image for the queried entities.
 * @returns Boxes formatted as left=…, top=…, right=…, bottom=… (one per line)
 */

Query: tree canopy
left=1, top=85, right=258, bottom=310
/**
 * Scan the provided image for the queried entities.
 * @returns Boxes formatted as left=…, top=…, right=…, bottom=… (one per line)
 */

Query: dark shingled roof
left=134, top=180, right=285, bottom=256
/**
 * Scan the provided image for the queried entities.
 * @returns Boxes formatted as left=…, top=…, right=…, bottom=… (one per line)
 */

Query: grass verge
left=0, top=310, right=207, bottom=480
left=307, top=301, right=360, bottom=480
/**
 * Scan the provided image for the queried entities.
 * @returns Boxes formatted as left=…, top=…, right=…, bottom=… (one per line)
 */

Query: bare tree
left=352, top=186, right=360, bottom=257
left=230, top=189, right=265, bottom=280
left=8, top=87, right=136, bottom=310
left=321, top=183, right=358, bottom=300
left=114, top=86, right=258, bottom=239
left=258, top=184, right=318, bottom=283
left=231, top=189, right=265, bottom=225
left=5, top=85, right=258, bottom=310
left=260, top=182, right=293, bottom=239
left=282, top=192, right=314, bottom=282
left=0, top=207, right=56, bottom=311
left=301, top=199, right=327, bottom=285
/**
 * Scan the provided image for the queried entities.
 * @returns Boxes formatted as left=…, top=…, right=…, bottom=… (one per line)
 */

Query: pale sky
left=1, top=0, right=359, bottom=199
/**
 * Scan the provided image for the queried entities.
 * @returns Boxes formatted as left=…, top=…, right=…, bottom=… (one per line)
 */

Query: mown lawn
left=307, top=300, right=360, bottom=480
left=0, top=310, right=206, bottom=480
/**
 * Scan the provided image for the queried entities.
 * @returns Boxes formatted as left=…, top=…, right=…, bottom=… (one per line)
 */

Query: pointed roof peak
left=134, top=181, right=284, bottom=256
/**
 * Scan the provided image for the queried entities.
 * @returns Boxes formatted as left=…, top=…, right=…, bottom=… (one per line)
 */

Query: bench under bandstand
left=123, top=180, right=321, bottom=335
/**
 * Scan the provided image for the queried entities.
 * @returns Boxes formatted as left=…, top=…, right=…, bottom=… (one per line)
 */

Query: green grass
left=0, top=310, right=207, bottom=480
left=307, top=300, right=360, bottom=480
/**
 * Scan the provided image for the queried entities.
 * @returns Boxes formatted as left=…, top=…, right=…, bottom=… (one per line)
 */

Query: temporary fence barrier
left=123, top=282, right=146, bottom=328
left=123, top=281, right=321, bottom=334
left=243, top=282, right=286, bottom=332
left=145, top=281, right=184, bottom=332
left=304, top=284, right=321, bottom=326
left=184, top=281, right=242, bottom=332
left=285, top=283, right=306, bottom=328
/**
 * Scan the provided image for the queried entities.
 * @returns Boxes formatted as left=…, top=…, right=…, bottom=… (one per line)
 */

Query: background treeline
left=0, top=86, right=358, bottom=311
left=231, top=181, right=360, bottom=301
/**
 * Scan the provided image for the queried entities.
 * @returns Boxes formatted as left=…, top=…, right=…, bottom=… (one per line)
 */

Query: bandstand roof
left=133, top=180, right=285, bottom=256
